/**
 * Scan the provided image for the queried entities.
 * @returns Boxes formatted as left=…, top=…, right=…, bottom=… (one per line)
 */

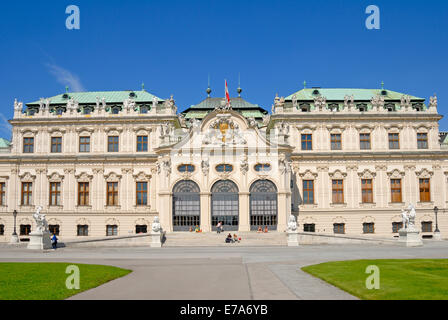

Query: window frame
left=330, top=133, right=342, bottom=150
left=23, top=137, right=34, bottom=153
left=421, top=221, right=433, bottom=233
left=79, top=136, right=91, bottom=153
left=78, top=182, right=90, bottom=206
left=302, top=180, right=314, bottom=204
left=50, top=137, right=62, bottom=153
left=106, top=224, right=118, bottom=236
left=363, top=222, right=375, bottom=234
left=391, top=179, right=402, bottom=203
left=136, top=182, right=148, bottom=206
left=49, top=182, right=61, bottom=206
left=360, top=133, right=371, bottom=150
left=107, top=136, right=119, bottom=152
left=21, top=182, right=33, bottom=206
left=136, top=135, right=148, bottom=152
left=361, top=179, right=373, bottom=203
left=77, top=225, right=89, bottom=236
left=106, top=182, right=119, bottom=206
left=0, top=182, right=5, bottom=206
left=301, top=134, right=313, bottom=151
left=388, top=133, right=400, bottom=150
left=332, top=179, right=344, bottom=204
left=419, top=178, right=431, bottom=203
left=333, top=223, right=345, bottom=234
left=417, top=132, right=428, bottom=149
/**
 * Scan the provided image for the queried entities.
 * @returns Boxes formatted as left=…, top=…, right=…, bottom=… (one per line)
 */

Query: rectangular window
left=136, top=136, right=148, bottom=152
left=361, top=179, right=373, bottom=203
left=0, top=182, right=5, bottom=206
left=21, top=182, right=33, bottom=206
left=49, top=182, right=61, bottom=206
left=301, top=134, right=312, bottom=150
left=20, top=224, right=31, bottom=236
left=77, top=225, right=88, bottom=236
left=332, top=180, right=344, bottom=204
left=333, top=223, right=345, bottom=234
left=417, top=133, right=428, bottom=149
left=23, top=137, right=34, bottom=153
left=107, top=182, right=119, bottom=206
left=388, top=133, right=400, bottom=150
left=302, top=180, right=314, bottom=204
left=419, top=178, right=431, bottom=202
left=78, top=182, right=89, bottom=206
left=136, top=182, right=148, bottom=206
left=0, top=224, right=4, bottom=236
left=51, top=137, right=62, bottom=153
left=106, top=225, right=118, bottom=236
left=363, top=223, right=375, bottom=234
left=360, top=133, right=371, bottom=150
left=49, top=225, right=60, bottom=236
left=392, top=222, right=403, bottom=233
left=331, top=134, right=342, bottom=150
left=421, top=221, right=433, bottom=233
left=391, top=179, right=402, bottom=203
left=303, top=224, right=315, bottom=232
left=79, top=136, right=90, bottom=153
left=108, top=136, right=119, bottom=152
left=136, top=225, right=148, bottom=234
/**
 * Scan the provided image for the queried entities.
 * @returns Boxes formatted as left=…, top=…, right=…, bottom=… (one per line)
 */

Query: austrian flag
left=225, top=80, right=231, bottom=107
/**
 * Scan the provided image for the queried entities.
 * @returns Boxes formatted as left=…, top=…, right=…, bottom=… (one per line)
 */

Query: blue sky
left=0, top=0, right=447, bottom=139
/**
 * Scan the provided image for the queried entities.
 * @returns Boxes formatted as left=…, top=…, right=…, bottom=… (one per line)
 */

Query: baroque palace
left=0, top=83, right=447, bottom=241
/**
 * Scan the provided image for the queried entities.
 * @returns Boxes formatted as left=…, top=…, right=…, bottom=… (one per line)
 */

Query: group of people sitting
left=225, top=233, right=241, bottom=243
left=257, top=226, right=269, bottom=233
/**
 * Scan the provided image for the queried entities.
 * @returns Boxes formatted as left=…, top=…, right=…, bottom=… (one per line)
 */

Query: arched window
left=211, top=180, right=239, bottom=231
left=172, top=180, right=200, bottom=231
left=250, top=180, right=278, bottom=230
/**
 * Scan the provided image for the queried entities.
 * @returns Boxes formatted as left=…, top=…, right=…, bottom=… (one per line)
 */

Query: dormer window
left=385, top=103, right=396, bottom=112
left=413, top=103, right=424, bottom=112
left=329, top=103, right=339, bottom=112
left=83, top=106, right=93, bottom=115
left=381, top=90, right=388, bottom=96
left=299, top=103, right=311, bottom=112
left=129, top=92, right=136, bottom=98
left=312, top=89, right=320, bottom=95
left=26, top=107, right=39, bottom=116
left=62, top=93, right=69, bottom=99
left=111, top=106, right=121, bottom=114
left=357, top=103, right=367, bottom=112
left=140, top=106, right=149, bottom=114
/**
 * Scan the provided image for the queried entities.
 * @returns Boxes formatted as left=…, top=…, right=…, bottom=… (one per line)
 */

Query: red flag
left=225, top=80, right=231, bottom=107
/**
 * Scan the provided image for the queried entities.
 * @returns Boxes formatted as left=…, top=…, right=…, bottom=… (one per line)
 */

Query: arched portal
left=211, top=180, right=239, bottom=231
left=172, top=180, right=200, bottom=231
left=250, top=180, right=278, bottom=231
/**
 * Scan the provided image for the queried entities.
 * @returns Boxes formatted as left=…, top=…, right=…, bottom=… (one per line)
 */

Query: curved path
left=0, top=242, right=447, bottom=300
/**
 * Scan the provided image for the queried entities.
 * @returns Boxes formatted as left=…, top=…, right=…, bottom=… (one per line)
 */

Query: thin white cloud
left=45, top=63, right=86, bottom=92
left=0, top=113, right=12, bottom=140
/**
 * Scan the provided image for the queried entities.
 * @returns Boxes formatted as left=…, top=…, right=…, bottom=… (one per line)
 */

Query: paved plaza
left=0, top=242, right=447, bottom=300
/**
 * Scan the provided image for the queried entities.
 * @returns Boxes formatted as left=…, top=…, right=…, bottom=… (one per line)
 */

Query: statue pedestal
left=27, top=231, right=52, bottom=250
left=398, top=228, right=423, bottom=247
left=434, top=231, right=442, bottom=241
left=151, top=231, right=162, bottom=248
left=287, top=230, right=299, bottom=247
left=9, top=234, right=20, bottom=244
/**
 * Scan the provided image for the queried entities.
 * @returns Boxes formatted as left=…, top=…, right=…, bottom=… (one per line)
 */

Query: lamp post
left=434, top=206, right=441, bottom=240
left=10, top=209, right=19, bottom=243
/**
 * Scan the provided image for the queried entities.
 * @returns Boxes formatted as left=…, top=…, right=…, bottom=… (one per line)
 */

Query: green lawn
left=302, top=259, right=448, bottom=300
left=0, top=263, right=131, bottom=300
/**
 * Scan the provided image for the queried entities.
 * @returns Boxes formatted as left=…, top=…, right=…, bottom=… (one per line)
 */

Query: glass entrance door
left=172, top=180, right=200, bottom=231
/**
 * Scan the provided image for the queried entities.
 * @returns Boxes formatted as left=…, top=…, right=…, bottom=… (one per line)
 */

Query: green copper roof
left=285, top=88, right=425, bottom=101
left=27, top=90, right=164, bottom=105
left=187, top=97, right=266, bottom=110
left=0, top=138, right=11, bottom=148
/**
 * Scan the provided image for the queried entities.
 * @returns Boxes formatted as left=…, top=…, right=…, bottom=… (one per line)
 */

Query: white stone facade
left=0, top=88, right=447, bottom=242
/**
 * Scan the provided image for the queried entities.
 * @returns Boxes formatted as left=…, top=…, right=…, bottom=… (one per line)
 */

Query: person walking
left=216, top=221, right=222, bottom=234
left=51, top=233, right=58, bottom=249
